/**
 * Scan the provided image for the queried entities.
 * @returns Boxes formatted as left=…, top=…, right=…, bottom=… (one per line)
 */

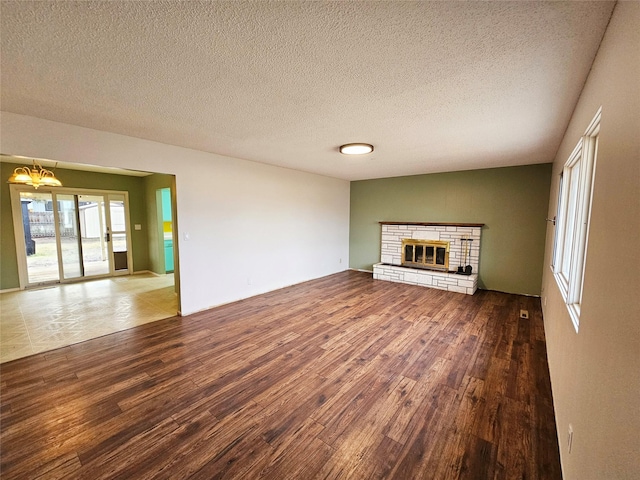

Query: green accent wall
left=349, top=164, right=552, bottom=296
left=1, top=164, right=20, bottom=289
left=0, top=163, right=151, bottom=289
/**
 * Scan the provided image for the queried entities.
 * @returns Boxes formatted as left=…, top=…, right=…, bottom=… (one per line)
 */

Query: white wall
left=1, top=112, right=351, bottom=315
left=540, top=3, right=640, bottom=479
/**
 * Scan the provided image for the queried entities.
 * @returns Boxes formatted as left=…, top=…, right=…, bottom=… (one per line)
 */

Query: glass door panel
left=19, top=191, right=60, bottom=285
left=404, top=245, right=413, bottom=263
left=112, top=234, right=128, bottom=271
left=108, top=194, right=130, bottom=274
left=425, top=246, right=435, bottom=264
left=78, top=194, right=110, bottom=277
left=56, top=194, right=82, bottom=280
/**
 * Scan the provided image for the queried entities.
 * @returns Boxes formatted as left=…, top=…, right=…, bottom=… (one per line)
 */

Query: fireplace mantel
left=379, top=221, right=484, bottom=227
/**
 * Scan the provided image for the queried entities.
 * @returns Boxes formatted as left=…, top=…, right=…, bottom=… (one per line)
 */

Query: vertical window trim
left=554, top=140, right=583, bottom=299
left=552, top=107, right=601, bottom=332
left=551, top=172, right=563, bottom=272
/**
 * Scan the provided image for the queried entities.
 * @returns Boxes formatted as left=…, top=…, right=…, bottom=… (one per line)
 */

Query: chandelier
left=7, top=161, right=62, bottom=189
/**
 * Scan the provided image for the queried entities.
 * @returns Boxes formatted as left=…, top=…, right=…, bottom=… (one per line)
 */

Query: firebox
left=401, top=239, right=450, bottom=271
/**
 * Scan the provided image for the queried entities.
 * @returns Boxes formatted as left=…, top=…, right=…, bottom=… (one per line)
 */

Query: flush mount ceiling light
left=7, top=160, right=62, bottom=189
left=339, top=143, right=374, bottom=155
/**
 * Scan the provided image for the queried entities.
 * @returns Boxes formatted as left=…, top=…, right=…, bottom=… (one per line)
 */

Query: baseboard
left=0, top=287, right=21, bottom=294
left=350, top=268, right=374, bottom=273
left=479, top=288, right=541, bottom=298
left=134, top=270, right=165, bottom=277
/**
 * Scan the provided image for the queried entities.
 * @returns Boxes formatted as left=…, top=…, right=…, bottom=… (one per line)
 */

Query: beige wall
left=541, top=3, right=640, bottom=479
left=0, top=113, right=351, bottom=315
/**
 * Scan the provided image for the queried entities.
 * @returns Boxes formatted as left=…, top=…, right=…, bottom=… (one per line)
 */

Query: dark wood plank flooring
left=0, top=271, right=562, bottom=479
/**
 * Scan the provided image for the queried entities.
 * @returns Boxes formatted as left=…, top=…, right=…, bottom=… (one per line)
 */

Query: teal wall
left=0, top=163, right=151, bottom=289
left=350, top=164, right=553, bottom=295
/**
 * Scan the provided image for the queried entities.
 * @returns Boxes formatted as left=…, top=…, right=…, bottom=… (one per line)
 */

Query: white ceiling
left=0, top=1, right=615, bottom=181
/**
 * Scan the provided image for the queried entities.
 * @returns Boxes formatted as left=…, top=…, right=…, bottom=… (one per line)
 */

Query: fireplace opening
left=401, top=239, right=450, bottom=271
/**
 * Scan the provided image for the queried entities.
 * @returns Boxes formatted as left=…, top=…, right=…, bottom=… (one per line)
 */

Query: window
left=552, top=107, right=600, bottom=332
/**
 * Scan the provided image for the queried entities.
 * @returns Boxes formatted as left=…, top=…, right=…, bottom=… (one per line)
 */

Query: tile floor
left=0, top=273, right=178, bottom=363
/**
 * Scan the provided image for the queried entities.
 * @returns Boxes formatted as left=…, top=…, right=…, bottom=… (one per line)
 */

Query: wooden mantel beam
left=379, top=221, right=485, bottom=227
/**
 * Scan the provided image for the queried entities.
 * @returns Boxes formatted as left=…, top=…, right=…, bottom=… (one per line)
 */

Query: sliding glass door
left=108, top=193, right=130, bottom=273
left=56, top=193, right=83, bottom=280
left=17, top=190, right=61, bottom=284
left=77, top=194, right=111, bottom=277
left=10, top=186, right=133, bottom=288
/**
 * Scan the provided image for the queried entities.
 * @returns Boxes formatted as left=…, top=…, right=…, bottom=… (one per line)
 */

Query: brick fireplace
left=373, top=222, right=483, bottom=295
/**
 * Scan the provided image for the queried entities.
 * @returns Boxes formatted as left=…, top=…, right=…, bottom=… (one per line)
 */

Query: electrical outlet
left=519, top=309, right=529, bottom=319
left=543, top=297, right=547, bottom=307
left=567, top=424, right=574, bottom=453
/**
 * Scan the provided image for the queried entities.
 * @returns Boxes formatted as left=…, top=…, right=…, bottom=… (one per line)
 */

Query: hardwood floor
left=0, top=271, right=562, bottom=479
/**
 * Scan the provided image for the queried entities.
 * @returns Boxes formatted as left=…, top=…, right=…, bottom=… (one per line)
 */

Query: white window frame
left=552, top=107, right=600, bottom=332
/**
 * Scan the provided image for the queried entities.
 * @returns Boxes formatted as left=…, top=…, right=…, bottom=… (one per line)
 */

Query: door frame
left=9, top=184, right=133, bottom=289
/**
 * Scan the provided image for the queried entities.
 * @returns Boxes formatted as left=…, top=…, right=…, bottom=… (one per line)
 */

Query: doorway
left=157, top=187, right=174, bottom=273
left=10, top=185, right=133, bottom=288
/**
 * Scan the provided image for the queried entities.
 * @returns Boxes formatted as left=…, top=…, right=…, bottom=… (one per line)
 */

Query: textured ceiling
left=1, top=1, right=615, bottom=180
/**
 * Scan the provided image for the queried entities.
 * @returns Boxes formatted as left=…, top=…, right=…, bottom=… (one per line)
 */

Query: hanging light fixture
left=7, top=160, right=62, bottom=189
left=339, top=143, right=374, bottom=155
